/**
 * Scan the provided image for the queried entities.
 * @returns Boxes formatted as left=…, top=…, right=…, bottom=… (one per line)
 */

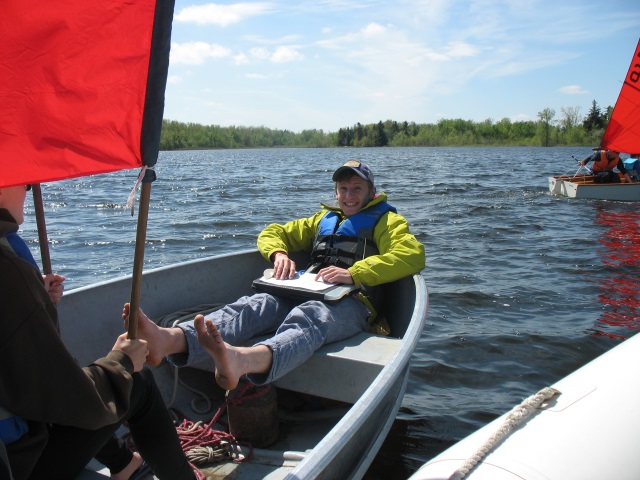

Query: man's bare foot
left=122, top=303, right=170, bottom=366
left=194, top=314, right=243, bottom=390
left=110, top=451, right=143, bottom=480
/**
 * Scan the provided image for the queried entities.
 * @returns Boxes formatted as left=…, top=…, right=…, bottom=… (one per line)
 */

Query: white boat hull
left=548, top=175, right=640, bottom=201
left=409, top=333, right=640, bottom=480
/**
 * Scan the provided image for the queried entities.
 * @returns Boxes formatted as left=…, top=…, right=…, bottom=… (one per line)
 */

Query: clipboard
left=252, top=269, right=360, bottom=303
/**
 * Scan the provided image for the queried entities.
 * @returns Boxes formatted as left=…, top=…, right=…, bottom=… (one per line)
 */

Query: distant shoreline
left=160, top=118, right=603, bottom=151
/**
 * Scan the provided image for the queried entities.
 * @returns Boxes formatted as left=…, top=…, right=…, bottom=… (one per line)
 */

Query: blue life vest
left=310, top=201, right=396, bottom=269
left=623, top=158, right=640, bottom=174
left=0, top=415, right=29, bottom=445
left=6, top=232, right=38, bottom=268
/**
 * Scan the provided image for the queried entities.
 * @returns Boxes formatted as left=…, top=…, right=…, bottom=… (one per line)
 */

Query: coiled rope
left=175, top=381, right=271, bottom=465
left=449, top=386, right=561, bottom=480
left=154, top=305, right=256, bottom=470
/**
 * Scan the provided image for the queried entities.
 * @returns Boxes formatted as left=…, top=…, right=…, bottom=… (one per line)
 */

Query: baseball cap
left=332, top=160, right=374, bottom=186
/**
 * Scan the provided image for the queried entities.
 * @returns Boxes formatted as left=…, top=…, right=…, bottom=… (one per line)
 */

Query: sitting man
left=579, top=149, right=633, bottom=183
left=623, top=153, right=640, bottom=181
left=124, top=160, right=425, bottom=391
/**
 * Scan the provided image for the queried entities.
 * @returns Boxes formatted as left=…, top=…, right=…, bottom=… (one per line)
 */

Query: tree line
left=159, top=100, right=611, bottom=150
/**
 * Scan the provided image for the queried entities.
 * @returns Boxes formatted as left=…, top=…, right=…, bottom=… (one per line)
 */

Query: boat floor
left=86, top=362, right=351, bottom=479
left=80, top=362, right=360, bottom=480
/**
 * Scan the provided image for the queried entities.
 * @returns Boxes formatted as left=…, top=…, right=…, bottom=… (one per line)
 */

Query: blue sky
left=164, top=0, right=640, bottom=133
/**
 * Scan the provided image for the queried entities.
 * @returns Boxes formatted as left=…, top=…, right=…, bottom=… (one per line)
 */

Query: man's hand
left=43, top=273, right=66, bottom=304
left=272, top=252, right=296, bottom=279
left=315, top=266, right=354, bottom=285
left=112, top=334, right=148, bottom=372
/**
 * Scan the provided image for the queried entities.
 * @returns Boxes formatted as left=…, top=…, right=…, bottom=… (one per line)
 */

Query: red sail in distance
left=600, top=38, right=640, bottom=154
left=0, top=0, right=169, bottom=188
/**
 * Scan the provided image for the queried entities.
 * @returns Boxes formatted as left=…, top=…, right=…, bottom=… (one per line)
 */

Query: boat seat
left=270, top=332, right=402, bottom=404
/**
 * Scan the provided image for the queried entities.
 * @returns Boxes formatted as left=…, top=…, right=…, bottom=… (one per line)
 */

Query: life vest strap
left=355, top=292, right=377, bottom=323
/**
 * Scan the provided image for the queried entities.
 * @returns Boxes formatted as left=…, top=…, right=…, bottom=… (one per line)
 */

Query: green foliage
left=582, top=100, right=607, bottom=132
left=537, top=108, right=555, bottom=147
left=159, top=102, right=611, bottom=150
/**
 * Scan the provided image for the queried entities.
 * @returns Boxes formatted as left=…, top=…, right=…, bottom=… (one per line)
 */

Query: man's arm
left=616, top=160, right=633, bottom=182
left=257, top=211, right=325, bottom=262
left=349, top=212, right=425, bottom=286
left=580, top=151, right=598, bottom=166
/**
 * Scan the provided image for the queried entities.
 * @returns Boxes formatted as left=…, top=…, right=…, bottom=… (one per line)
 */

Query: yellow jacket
left=257, top=193, right=425, bottom=286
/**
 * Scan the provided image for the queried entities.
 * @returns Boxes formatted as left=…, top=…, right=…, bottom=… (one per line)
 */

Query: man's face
left=335, top=176, right=375, bottom=217
left=0, top=185, right=27, bottom=225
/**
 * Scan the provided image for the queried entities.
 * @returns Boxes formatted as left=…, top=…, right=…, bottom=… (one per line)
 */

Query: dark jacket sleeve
left=0, top=251, right=133, bottom=430
left=616, top=159, right=628, bottom=174
left=582, top=151, right=598, bottom=165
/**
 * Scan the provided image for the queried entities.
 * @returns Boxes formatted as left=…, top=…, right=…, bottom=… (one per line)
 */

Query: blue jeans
left=167, top=293, right=370, bottom=384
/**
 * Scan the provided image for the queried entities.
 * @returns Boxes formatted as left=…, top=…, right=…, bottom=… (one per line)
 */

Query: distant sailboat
left=600, top=39, right=640, bottom=153
left=549, top=38, right=640, bottom=201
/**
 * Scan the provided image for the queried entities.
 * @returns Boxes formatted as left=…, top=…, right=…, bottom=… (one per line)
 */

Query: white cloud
left=444, top=41, right=480, bottom=58
left=171, top=41, right=231, bottom=65
left=250, top=47, right=271, bottom=61
left=243, top=34, right=301, bottom=46
left=234, top=53, right=250, bottom=65
left=361, top=22, right=387, bottom=36
left=559, top=85, right=589, bottom=95
left=244, top=73, right=284, bottom=80
left=271, top=46, right=304, bottom=63
left=167, top=75, right=182, bottom=84
left=246, top=73, right=270, bottom=79
left=249, top=46, right=304, bottom=63
left=174, top=2, right=273, bottom=26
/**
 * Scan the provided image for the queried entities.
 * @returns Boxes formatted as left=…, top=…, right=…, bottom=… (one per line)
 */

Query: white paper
left=260, top=271, right=334, bottom=292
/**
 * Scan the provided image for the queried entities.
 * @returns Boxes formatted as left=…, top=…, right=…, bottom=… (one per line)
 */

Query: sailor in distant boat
left=623, top=153, right=640, bottom=181
left=579, top=149, right=633, bottom=183
left=123, top=160, right=425, bottom=392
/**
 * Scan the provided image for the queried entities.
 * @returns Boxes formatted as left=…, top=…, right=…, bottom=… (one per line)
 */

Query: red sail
left=0, top=0, right=174, bottom=188
left=600, top=38, right=640, bottom=154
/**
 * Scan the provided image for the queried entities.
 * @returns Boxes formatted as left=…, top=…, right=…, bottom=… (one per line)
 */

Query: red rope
left=190, top=462, right=206, bottom=480
left=174, top=383, right=273, bottom=475
left=175, top=393, right=255, bottom=465
left=120, top=385, right=272, bottom=478
left=176, top=402, right=229, bottom=451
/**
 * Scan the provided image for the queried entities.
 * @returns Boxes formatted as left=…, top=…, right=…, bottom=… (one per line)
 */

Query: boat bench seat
left=270, top=332, right=402, bottom=404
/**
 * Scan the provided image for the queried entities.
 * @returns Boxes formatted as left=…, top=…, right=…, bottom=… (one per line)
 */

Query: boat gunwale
left=63, top=248, right=260, bottom=296
left=287, top=273, right=429, bottom=479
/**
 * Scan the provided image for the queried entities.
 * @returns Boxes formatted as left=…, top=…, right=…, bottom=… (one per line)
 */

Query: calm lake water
left=23, top=146, right=640, bottom=479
